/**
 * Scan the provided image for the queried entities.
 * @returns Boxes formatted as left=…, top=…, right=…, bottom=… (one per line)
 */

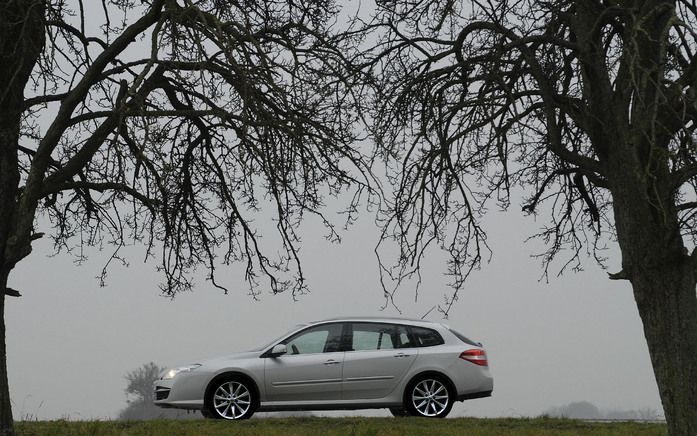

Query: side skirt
left=258, top=402, right=401, bottom=412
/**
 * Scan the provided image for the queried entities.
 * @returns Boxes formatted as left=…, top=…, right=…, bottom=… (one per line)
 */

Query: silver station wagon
left=153, top=317, right=493, bottom=419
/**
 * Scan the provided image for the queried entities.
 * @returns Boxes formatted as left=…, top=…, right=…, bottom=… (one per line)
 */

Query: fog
left=5, top=0, right=662, bottom=422
left=7, top=207, right=662, bottom=419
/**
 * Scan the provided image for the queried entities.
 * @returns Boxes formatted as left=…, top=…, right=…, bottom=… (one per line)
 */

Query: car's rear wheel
left=405, top=376, right=453, bottom=418
left=388, top=407, right=411, bottom=417
left=207, top=378, right=256, bottom=420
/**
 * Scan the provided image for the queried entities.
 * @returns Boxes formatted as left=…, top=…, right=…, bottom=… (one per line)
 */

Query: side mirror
left=269, top=344, right=287, bottom=357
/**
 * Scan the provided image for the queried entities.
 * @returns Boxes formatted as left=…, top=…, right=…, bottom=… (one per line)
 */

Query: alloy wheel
left=411, top=378, right=450, bottom=417
left=212, top=380, right=252, bottom=419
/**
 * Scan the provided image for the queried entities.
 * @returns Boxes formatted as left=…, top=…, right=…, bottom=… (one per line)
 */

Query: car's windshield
left=249, top=323, right=307, bottom=351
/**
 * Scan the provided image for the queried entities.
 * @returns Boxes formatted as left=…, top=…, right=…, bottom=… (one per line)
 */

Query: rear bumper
left=457, top=390, right=492, bottom=401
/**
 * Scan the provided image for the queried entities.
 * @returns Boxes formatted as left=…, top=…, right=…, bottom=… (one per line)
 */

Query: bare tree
left=363, top=1, right=697, bottom=434
left=124, top=362, right=161, bottom=406
left=119, top=362, right=195, bottom=420
left=0, top=1, right=371, bottom=434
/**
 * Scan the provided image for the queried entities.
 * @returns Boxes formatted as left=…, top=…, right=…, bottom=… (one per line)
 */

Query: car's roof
left=307, top=316, right=446, bottom=328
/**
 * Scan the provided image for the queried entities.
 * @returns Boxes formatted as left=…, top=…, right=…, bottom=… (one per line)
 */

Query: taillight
left=459, top=349, right=488, bottom=366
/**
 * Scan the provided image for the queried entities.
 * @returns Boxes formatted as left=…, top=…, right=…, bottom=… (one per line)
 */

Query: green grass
left=14, top=417, right=667, bottom=436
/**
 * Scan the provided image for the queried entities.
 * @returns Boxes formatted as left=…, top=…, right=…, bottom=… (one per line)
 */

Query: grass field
left=14, top=417, right=667, bottom=436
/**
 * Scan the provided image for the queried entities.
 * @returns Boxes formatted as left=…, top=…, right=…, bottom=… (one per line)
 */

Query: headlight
left=161, top=364, right=201, bottom=380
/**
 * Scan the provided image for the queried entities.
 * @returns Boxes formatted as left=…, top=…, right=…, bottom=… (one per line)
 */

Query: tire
left=206, top=377, right=257, bottom=420
left=405, top=376, right=454, bottom=418
left=200, top=408, right=214, bottom=418
left=389, top=407, right=411, bottom=417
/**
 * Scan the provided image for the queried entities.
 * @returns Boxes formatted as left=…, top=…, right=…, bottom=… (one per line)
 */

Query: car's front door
left=264, top=322, right=346, bottom=402
left=342, top=322, right=418, bottom=400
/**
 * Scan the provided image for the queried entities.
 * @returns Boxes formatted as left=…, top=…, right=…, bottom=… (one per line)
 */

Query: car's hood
left=197, top=350, right=262, bottom=366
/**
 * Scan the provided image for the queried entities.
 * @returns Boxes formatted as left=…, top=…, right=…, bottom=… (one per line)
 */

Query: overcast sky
left=6, top=0, right=663, bottom=422
left=7, top=202, right=662, bottom=420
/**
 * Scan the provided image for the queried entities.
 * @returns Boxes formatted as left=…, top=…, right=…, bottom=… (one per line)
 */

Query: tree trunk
left=632, top=261, right=697, bottom=435
left=0, top=284, right=9, bottom=436
left=0, top=119, right=19, bottom=436
left=610, top=157, right=697, bottom=435
left=0, top=2, right=45, bottom=435
left=0, top=114, right=19, bottom=436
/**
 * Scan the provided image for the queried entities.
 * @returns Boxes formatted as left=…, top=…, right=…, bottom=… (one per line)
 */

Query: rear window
left=449, top=329, right=479, bottom=346
left=410, top=326, right=444, bottom=347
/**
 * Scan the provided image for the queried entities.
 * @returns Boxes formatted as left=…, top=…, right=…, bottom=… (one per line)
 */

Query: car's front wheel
left=206, top=378, right=256, bottom=420
left=405, top=376, right=453, bottom=418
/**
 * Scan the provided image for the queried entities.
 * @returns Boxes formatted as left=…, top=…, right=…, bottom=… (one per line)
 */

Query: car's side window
left=410, top=326, right=445, bottom=347
left=350, top=323, right=411, bottom=351
left=397, top=331, right=413, bottom=348
left=284, top=323, right=343, bottom=355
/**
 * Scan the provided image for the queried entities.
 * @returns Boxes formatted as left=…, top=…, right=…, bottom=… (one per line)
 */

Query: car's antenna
left=420, top=305, right=436, bottom=319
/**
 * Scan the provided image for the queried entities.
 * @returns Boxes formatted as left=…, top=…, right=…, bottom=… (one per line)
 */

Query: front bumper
left=152, top=371, right=209, bottom=410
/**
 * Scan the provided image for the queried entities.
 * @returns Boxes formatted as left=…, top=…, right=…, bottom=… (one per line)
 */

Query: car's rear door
left=342, top=322, right=418, bottom=400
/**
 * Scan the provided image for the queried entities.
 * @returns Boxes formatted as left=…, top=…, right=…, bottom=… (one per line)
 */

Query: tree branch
left=41, top=181, right=158, bottom=211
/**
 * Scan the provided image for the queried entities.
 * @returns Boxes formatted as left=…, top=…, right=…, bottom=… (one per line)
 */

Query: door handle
left=394, top=353, right=411, bottom=358
left=324, top=359, right=340, bottom=365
